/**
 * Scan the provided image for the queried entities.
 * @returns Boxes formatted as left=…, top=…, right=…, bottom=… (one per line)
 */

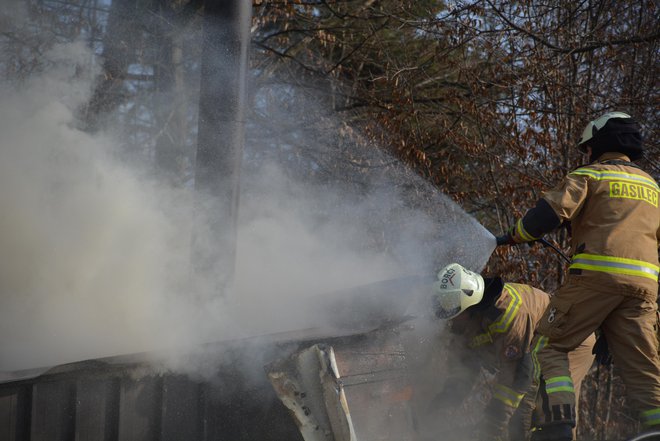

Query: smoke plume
left=0, top=40, right=493, bottom=374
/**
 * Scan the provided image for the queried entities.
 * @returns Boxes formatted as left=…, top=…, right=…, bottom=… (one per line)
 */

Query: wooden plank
left=0, top=386, right=30, bottom=441
left=331, top=331, right=416, bottom=441
left=199, top=372, right=304, bottom=441
left=75, top=378, right=118, bottom=441
left=117, top=376, right=161, bottom=441
left=31, top=381, right=75, bottom=441
left=160, top=375, right=200, bottom=441
left=332, top=330, right=407, bottom=377
left=0, top=389, right=18, bottom=441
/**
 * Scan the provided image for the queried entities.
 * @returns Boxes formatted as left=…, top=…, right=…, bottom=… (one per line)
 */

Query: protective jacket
left=511, top=152, right=660, bottom=300
left=443, top=283, right=594, bottom=440
left=511, top=151, right=660, bottom=432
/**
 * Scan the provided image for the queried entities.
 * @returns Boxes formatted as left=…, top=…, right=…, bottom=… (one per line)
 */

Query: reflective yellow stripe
left=570, top=168, right=660, bottom=191
left=469, top=332, right=493, bottom=348
left=493, top=384, right=524, bottom=408
left=570, top=253, right=659, bottom=281
left=531, top=336, right=548, bottom=380
left=641, top=408, right=660, bottom=427
left=515, top=218, right=539, bottom=242
left=488, top=284, right=522, bottom=334
left=545, top=376, right=574, bottom=394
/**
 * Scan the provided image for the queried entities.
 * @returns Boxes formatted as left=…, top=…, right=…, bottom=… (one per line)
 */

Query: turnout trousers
left=509, top=333, right=595, bottom=441
left=535, top=276, right=660, bottom=431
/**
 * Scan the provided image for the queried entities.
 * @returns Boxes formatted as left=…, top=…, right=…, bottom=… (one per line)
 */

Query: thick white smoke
left=0, top=41, right=493, bottom=374
left=0, top=42, right=203, bottom=370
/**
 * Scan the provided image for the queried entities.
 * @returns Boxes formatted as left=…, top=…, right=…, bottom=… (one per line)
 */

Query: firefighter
left=497, top=112, right=660, bottom=441
left=430, top=263, right=595, bottom=441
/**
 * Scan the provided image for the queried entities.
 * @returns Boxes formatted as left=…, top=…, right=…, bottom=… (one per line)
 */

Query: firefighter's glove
left=592, top=332, right=612, bottom=366
left=495, top=233, right=515, bottom=246
left=495, top=225, right=519, bottom=247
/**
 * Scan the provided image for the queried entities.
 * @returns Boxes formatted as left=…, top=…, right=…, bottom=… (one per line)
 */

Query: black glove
left=496, top=224, right=520, bottom=246
left=496, top=234, right=515, bottom=246
left=497, top=232, right=547, bottom=248
left=592, top=332, right=612, bottom=366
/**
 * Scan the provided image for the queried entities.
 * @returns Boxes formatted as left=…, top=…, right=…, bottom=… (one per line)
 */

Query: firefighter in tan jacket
left=431, top=263, right=595, bottom=441
left=498, top=112, right=660, bottom=441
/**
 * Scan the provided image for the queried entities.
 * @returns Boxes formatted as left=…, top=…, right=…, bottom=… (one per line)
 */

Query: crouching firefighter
left=430, top=263, right=595, bottom=441
left=497, top=112, right=660, bottom=440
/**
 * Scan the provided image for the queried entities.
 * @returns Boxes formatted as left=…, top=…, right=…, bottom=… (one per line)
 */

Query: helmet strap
left=472, top=277, right=503, bottom=310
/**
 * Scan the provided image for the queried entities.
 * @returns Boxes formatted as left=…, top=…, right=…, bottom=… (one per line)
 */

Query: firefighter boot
left=530, top=423, right=573, bottom=441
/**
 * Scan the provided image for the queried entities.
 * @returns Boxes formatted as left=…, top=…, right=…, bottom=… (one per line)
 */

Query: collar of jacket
left=592, top=151, right=632, bottom=163
left=467, top=277, right=503, bottom=315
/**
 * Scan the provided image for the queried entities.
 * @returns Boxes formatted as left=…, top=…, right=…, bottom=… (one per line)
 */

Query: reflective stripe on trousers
left=545, top=376, right=574, bottom=395
left=641, top=408, right=660, bottom=428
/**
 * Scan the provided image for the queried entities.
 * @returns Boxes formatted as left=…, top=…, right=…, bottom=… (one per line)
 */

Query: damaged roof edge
left=0, top=324, right=385, bottom=385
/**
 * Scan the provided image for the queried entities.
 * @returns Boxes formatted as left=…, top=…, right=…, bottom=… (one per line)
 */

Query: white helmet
left=578, top=111, right=631, bottom=149
left=432, top=263, right=485, bottom=319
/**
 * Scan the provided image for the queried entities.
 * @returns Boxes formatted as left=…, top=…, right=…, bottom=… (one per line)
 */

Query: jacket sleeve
left=478, top=318, right=534, bottom=439
left=479, top=354, right=534, bottom=440
left=491, top=330, right=533, bottom=411
left=511, top=170, right=590, bottom=243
